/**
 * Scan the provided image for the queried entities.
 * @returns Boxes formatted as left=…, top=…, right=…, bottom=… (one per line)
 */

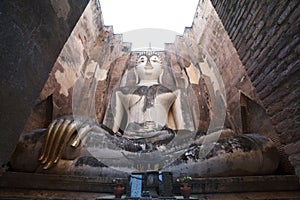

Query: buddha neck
left=138, top=79, right=159, bottom=86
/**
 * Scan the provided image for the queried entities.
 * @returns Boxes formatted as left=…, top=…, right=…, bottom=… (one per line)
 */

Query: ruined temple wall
left=170, top=0, right=261, bottom=134
left=210, top=0, right=300, bottom=176
left=169, top=0, right=294, bottom=174
left=22, top=0, right=131, bottom=134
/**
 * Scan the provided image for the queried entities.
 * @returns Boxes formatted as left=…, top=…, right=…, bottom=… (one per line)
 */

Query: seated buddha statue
left=10, top=52, right=279, bottom=177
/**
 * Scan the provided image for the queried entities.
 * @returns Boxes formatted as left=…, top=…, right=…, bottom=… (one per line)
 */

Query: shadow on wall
left=0, top=0, right=89, bottom=167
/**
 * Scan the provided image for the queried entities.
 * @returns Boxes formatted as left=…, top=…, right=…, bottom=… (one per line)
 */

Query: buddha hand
left=38, top=115, right=95, bottom=169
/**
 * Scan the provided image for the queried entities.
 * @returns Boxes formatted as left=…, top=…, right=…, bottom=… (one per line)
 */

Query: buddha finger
left=43, top=119, right=77, bottom=169
left=39, top=120, right=57, bottom=161
left=41, top=119, right=64, bottom=164
left=53, top=120, right=82, bottom=164
left=45, top=119, right=73, bottom=168
left=43, top=159, right=54, bottom=170
left=70, top=123, right=93, bottom=148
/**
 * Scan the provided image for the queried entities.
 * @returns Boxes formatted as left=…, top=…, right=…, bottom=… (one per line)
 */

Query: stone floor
left=1, top=190, right=300, bottom=200
left=0, top=172, right=299, bottom=199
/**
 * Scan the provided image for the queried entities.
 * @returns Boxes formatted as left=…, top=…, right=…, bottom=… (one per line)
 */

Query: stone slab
left=0, top=172, right=299, bottom=196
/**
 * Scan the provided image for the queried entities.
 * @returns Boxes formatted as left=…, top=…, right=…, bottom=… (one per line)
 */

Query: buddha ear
left=159, top=69, right=164, bottom=84
left=134, top=67, right=139, bottom=84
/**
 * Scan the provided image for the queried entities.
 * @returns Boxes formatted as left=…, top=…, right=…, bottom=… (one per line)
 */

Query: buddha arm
left=112, top=91, right=125, bottom=133
left=171, top=89, right=185, bottom=130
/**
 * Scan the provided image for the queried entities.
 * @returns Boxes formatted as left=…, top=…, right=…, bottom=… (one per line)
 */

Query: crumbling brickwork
left=210, top=0, right=300, bottom=176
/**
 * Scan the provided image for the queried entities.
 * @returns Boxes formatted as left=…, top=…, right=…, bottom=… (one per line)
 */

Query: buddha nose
left=145, top=59, right=153, bottom=69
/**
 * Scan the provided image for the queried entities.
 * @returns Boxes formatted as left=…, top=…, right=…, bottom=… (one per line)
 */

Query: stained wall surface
left=0, top=0, right=89, bottom=165
left=22, top=0, right=132, bottom=134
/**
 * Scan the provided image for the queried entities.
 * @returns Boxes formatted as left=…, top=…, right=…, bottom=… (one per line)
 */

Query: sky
left=100, top=0, right=199, bottom=49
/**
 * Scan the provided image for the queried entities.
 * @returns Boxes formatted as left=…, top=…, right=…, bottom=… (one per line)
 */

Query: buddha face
left=135, top=54, right=163, bottom=82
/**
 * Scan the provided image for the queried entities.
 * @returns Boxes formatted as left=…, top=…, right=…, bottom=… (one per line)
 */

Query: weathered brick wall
left=22, top=1, right=131, bottom=134
left=210, top=0, right=300, bottom=176
left=171, top=0, right=263, bottom=134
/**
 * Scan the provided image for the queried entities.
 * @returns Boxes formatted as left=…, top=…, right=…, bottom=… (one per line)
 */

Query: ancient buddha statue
left=10, top=52, right=279, bottom=177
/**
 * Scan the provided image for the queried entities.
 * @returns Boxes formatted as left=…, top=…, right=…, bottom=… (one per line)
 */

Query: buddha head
left=135, top=52, right=163, bottom=84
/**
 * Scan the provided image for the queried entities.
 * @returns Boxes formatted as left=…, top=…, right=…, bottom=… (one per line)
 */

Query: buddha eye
left=138, top=56, right=147, bottom=63
left=150, top=55, right=160, bottom=63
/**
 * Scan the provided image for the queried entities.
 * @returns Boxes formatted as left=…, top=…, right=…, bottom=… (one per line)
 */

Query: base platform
left=0, top=172, right=299, bottom=199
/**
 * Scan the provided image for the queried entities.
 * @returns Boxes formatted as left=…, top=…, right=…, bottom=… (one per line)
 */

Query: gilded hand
left=38, top=115, right=94, bottom=169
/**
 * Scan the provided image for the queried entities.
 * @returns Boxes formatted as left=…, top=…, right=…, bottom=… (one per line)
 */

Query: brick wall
left=210, top=0, right=300, bottom=176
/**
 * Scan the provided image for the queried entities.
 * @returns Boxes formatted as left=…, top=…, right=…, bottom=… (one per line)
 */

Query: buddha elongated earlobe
left=159, top=69, right=164, bottom=84
left=134, top=67, right=139, bottom=84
